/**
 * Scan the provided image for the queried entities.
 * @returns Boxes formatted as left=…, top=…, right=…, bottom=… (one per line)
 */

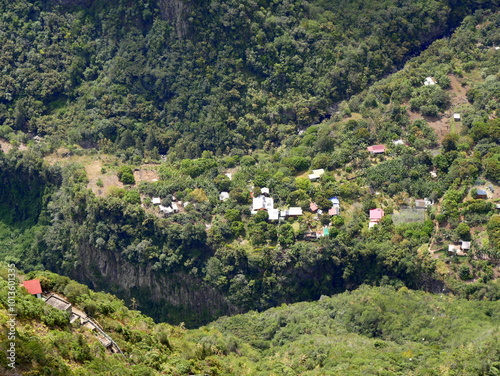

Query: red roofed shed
left=23, top=279, right=42, bottom=298
left=367, top=145, right=385, bottom=154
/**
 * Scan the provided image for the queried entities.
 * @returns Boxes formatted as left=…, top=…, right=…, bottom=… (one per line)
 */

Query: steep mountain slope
left=0, top=0, right=498, bottom=157
left=1, top=268, right=500, bottom=375
left=2, top=7, right=500, bottom=327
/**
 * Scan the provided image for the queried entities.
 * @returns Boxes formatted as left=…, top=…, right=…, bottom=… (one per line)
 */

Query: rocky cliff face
left=71, top=243, right=239, bottom=328
left=158, top=0, right=191, bottom=38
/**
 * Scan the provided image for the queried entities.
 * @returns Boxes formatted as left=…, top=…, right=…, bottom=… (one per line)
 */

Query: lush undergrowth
left=1, top=267, right=499, bottom=375
left=2, top=8, right=500, bottom=327
left=0, top=0, right=498, bottom=158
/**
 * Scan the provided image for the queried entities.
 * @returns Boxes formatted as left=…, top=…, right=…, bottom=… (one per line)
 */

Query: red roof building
left=328, top=206, right=340, bottom=216
left=23, top=279, right=42, bottom=297
left=310, top=202, right=318, bottom=212
left=369, top=208, right=384, bottom=222
left=367, top=145, right=386, bottom=154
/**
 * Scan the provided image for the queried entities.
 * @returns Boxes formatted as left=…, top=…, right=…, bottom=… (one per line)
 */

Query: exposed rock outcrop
left=71, top=243, right=239, bottom=328
left=158, top=0, right=192, bottom=38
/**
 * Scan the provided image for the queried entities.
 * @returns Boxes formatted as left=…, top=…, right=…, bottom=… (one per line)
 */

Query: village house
left=369, top=208, right=384, bottom=228
left=159, top=202, right=179, bottom=215
left=310, top=202, right=319, bottom=212
left=476, top=189, right=488, bottom=199
left=23, top=279, right=42, bottom=299
left=461, top=241, right=471, bottom=251
left=453, top=113, right=461, bottom=121
left=219, top=191, right=230, bottom=201
left=424, top=76, right=436, bottom=86
left=280, top=207, right=303, bottom=217
left=151, top=197, right=161, bottom=205
left=308, top=173, right=321, bottom=181
left=308, top=169, right=325, bottom=181
left=252, top=195, right=274, bottom=213
left=328, top=197, right=340, bottom=216
left=415, top=198, right=432, bottom=209
left=268, top=208, right=280, bottom=221
left=367, top=144, right=385, bottom=154
left=448, top=241, right=469, bottom=255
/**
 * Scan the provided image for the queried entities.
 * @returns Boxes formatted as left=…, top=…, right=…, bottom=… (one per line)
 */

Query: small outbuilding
left=424, top=77, right=436, bottom=86
left=461, top=241, right=471, bottom=251
left=151, top=197, right=161, bottom=205
left=219, top=192, right=230, bottom=201
left=476, top=189, right=488, bottom=199
left=23, top=279, right=42, bottom=299
left=453, top=113, right=461, bottom=121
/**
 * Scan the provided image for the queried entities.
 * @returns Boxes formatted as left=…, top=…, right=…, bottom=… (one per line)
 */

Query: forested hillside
left=0, top=0, right=498, bottom=157
left=1, top=268, right=500, bottom=375
left=2, top=2, right=500, bottom=328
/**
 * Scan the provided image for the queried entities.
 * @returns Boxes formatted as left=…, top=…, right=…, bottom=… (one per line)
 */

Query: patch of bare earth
left=133, top=166, right=159, bottom=183
left=44, top=151, right=161, bottom=197
left=448, top=75, right=469, bottom=106
left=0, top=138, right=27, bottom=153
left=407, top=75, right=472, bottom=143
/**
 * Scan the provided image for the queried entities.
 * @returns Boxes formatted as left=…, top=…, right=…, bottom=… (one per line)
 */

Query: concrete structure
left=453, top=113, right=461, bottom=121
left=46, top=294, right=72, bottom=314
left=152, top=197, right=161, bottom=205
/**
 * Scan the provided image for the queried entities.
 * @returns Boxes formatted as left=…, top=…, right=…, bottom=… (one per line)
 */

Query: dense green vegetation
left=1, top=1, right=500, bottom=373
left=2, top=4, right=500, bottom=329
left=2, top=268, right=500, bottom=375
left=0, top=0, right=498, bottom=158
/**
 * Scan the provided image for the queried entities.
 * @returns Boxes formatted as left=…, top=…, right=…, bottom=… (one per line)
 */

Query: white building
left=219, top=191, right=230, bottom=201
left=424, top=77, right=436, bottom=86
left=252, top=195, right=274, bottom=214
